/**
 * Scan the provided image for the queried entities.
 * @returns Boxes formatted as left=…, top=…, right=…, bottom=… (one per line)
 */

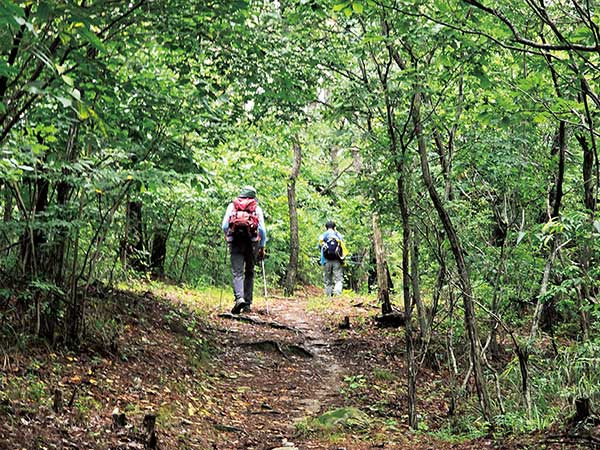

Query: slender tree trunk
left=549, top=121, right=566, bottom=220
left=374, top=35, right=418, bottom=424
left=178, top=220, right=201, bottom=284
left=397, top=165, right=417, bottom=428
left=40, top=122, right=79, bottom=342
left=51, top=122, right=79, bottom=285
left=66, top=193, right=84, bottom=346
left=412, top=90, right=492, bottom=421
left=150, top=226, right=168, bottom=277
left=284, top=139, right=302, bottom=296
left=411, top=232, right=428, bottom=340
left=489, top=241, right=506, bottom=359
left=19, top=172, right=49, bottom=278
left=578, top=132, right=595, bottom=213
left=167, top=221, right=193, bottom=276
left=576, top=131, right=594, bottom=339
left=0, top=5, right=31, bottom=102
left=372, top=213, right=391, bottom=314
left=2, top=184, right=13, bottom=251
left=121, top=192, right=145, bottom=272
left=536, top=121, right=566, bottom=332
left=446, top=287, right=459, bottom=420
left=530, top=241, right=558, bottom=342
left=150, top=207, right=178, bottom=278
left=430, top=243, right=446, bottom=326
left=120, top=196, right=130, bottom=272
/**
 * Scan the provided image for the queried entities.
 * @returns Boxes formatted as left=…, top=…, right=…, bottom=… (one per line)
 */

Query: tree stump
left=143, top=413, right=158, bottom=449
left=574, top=397, right=592, bottom=422
left=52, top=388, right=63, bottom=413
left=112, top=409, right=126, bottom=428
left=374, top=312, right=406, bottom=328
left=339, top=316, right=350, bottom=329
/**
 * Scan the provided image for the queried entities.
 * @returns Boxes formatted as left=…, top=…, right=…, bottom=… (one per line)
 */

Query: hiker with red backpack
left=222, top=186, right=267, bottom=314
left=318, top=221, right=348, bottom=297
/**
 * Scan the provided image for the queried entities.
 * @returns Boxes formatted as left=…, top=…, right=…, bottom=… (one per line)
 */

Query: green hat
left=239, top=185, right=257, bottom=198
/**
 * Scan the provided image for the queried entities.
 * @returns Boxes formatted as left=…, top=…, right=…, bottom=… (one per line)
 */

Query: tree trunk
left=284, top=139, right=302, bottom=296
left=489, top=241, right=506, bottom=359
left=430, top=255, right=446, bottom=326
left=537, top=121, right=567, bottom=333
left=397, top=163, right=417, bottom=429
left=576, top=132, right=594, bottom=340
left=43, top=165, right=72, bottom=342
left=2, top=184, right=13, bottom=252
left=372, top=213, right=391, bottom=314
left=150, top=226, right=168, bottom=277
left=19, top=174, right=49, bottom=277
left=50, top=122, right=79, bottom=286
left=412, top=90, right=492, bottom=421
left=411, top=232, right=428, bottom=340
left=178, top=220, right=201, bottom=284
left=578, top=133, right=595, bottom=212
left=549, top=121, right=566, bottom=220
left=121, top=194, right=145, bottom=272
left=375, top=36, right=417, bottom=424
left=150, top=206, right=179, bottom=278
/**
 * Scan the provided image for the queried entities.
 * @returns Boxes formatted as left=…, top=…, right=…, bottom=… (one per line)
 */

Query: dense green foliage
left=2, top=0, right=600, bottom=438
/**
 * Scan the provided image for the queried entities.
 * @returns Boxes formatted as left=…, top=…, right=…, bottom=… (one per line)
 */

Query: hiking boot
left=231, top=299, right=247, bottom=314
left=241, top=304, right=252, bottom=313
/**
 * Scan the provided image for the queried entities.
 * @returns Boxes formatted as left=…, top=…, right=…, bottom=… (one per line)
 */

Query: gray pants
left=230, top=240, right=259, bottom=304
left=323, top=259, right=343, bottom=296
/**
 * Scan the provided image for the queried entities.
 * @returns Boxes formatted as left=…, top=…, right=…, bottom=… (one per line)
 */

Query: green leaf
left=62, top=75, right=74, bottom=87
left=71, top=88, right=81, bottom=101
left=352, top=2, right=364, bottom=13
left=56, top=96, right=72, bottom=108
left=36, top=2, right=51, bottom=21
left=333, top=2, right=348, bottom=12
left=14, top=15, right=34, bottom=33
left=0, top=2, right=24, bottom=27
left=80, top=27, right=106, bottom=52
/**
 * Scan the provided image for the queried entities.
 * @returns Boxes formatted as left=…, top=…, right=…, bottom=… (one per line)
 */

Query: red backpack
left=228, top=197, right=259, bottom=241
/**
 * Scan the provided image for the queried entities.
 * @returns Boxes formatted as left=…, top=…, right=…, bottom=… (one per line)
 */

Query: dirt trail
left=0, top=288, right=572, bottom=450
left=209, top=295, right=350, bottom=449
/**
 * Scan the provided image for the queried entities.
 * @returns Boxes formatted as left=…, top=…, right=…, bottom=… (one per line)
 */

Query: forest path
left=206, top=293, right=501, bottom=450
left=209, top=294, right=352, bottom=449
left=0, top=288, right=559, bottom=450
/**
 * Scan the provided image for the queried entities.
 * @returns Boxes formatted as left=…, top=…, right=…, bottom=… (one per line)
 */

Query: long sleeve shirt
left=222, top=202, right=267, bottom=247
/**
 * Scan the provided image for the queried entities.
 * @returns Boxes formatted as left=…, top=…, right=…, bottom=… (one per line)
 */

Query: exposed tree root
left=218, top=313, right=300, bottom=332
left=238, top=340, right=314, bottom=359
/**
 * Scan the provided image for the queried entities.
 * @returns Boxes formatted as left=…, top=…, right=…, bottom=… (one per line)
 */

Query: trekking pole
left=261, top=258, right=269, bottom=315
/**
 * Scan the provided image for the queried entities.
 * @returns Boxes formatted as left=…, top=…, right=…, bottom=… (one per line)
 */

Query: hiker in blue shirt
left=222, top=186, right=267, bottom=314
left=318, top=221, right=348, bottom=296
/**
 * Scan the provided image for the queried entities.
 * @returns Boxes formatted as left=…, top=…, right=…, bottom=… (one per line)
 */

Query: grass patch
left=373, top=368, right=395, bottom=381
left=157, top=403, right=178, bottom=428
left=73, top=395, right=102, bottom=423
left=123, top=279, right=275, bottom=314
left=296, top=406, right=372, bottom=437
